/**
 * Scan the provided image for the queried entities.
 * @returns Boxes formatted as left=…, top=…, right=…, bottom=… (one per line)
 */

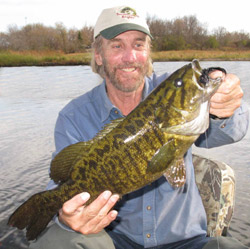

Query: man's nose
left=122, top=48, right=136, bottom=63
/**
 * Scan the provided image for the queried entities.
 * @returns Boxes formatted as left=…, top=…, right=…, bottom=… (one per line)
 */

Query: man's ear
left=95, top=52, right=103, bottom=66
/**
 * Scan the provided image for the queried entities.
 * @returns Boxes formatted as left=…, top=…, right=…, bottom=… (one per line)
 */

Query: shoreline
left=1, top=50, right=250, bottom=67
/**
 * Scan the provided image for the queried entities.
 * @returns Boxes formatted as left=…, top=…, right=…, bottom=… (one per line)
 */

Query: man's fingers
left=76, top=193, right=119, bottom=234
left=84, top=192, right=119, bottom=222
left=209, top=72, right=243, bottom=118
left=62, top=192, right=90, bottom=215
left=93, top=210, right=118, bottom=233
left=92, top=194, right=119, bottom=221
left=211, top=91, right=237, bottom=105
left=84, top=191, right=112, bottom=218
left=59, top=190, right=119, bottom=234
left=209, top=70, right=225, bottom=80
left=80, top=210, right=118, bottom=235
left=213, top=74, right=240, bottom=94
left=82, top=194, right=119, bottom=234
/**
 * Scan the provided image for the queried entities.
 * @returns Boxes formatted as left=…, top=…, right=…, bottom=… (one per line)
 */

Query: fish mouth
left=160, top=60, right=226, bottom=136
left=163, top=60, right=226, bottom=136
left=192, top=59, right=226, bottom=98
left=164, top=101, right=210, bottom=136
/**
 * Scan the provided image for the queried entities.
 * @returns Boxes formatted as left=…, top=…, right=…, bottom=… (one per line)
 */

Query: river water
left=0, top=61, right=249, bottom=248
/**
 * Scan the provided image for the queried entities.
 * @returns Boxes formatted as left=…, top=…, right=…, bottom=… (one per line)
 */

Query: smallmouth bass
left=8, top=59, right=226, bottom=241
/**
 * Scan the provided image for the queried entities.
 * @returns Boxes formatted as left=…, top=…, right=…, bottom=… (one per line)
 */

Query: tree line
left=0, top=15, right=250, bottom=52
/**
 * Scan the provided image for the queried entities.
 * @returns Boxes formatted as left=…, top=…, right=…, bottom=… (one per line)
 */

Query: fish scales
left=8, top=60, right=226, bottom=241
left=72, top=120, right=167, bottom=198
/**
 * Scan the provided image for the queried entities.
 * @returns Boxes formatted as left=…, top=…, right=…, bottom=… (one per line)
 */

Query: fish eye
left=174, top=78, right=183, bottom=88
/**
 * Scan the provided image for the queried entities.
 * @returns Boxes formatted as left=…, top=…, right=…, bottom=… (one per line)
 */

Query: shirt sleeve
left=195, top=102, right=249, bottom=148
left=53, top=112, right=83, bottom=157
left=46, top=111, right=84, bottom=191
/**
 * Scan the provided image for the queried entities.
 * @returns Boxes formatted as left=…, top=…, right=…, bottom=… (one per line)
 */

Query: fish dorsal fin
left=50, top=118, right=124, bottom=184
left=94, top=118, right=124, bottom=140
left=50, top=141, right=91, bottom=184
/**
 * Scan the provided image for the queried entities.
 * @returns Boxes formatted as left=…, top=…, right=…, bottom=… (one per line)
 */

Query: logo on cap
left=116, top=7, right=139, bottom=20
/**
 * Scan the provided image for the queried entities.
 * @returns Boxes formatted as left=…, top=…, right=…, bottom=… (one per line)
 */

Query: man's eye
left=135, top=43, right=143, bottom=48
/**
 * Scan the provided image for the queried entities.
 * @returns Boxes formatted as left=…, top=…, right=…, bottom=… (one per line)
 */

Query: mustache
left=116, top=63, right=143, bottom=70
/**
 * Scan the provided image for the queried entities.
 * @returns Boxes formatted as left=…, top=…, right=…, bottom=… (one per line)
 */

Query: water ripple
left=0, top=63, right=249, bottom=247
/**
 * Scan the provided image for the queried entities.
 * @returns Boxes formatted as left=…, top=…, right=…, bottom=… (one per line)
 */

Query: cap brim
left=100, top=23, right=153, bottom=40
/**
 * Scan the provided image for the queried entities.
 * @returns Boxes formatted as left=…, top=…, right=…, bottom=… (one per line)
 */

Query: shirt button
left=114, top=110, right=119, bottom=114
left=221, top=124, right=226, bottom=128
left=146, top=205, right=151, bottom=210
left=146, top=233, right=151, bottom=238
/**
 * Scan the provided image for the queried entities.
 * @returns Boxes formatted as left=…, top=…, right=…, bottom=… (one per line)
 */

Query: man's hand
left=58, top=191, right=119, bottom=234
left=210, top=73, right=243, bottom=118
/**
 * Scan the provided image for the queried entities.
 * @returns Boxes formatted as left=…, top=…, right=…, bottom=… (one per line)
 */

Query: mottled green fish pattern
left=8, top=60, right=225, bottom=241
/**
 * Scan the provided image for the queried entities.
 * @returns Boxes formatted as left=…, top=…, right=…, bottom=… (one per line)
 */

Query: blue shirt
left=48, top=72, right=249, bottom=248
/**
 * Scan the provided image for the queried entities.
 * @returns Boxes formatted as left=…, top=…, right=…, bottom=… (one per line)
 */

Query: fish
left=8, top=59, right=226, bottom=241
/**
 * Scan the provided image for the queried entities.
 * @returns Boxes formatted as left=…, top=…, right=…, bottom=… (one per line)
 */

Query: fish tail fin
left=8, top=189, right=62, bottom=241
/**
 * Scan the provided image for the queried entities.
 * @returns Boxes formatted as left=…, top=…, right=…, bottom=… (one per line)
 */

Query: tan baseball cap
left=94, top=6, right=153, bottom=40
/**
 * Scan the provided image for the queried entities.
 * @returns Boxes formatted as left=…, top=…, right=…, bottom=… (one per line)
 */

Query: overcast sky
left=1, top=0, right=249, bottom=33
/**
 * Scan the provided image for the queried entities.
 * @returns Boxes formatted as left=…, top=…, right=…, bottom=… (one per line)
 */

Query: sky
left=0, top=0, right=250, bottom=34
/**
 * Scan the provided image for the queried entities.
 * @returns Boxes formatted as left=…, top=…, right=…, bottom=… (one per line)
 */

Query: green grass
left=151, top=50, right=250, bottom=61
left=1, top=49, right=250, bottom=67
left=0, top=52, right=39, bottom=66
left=0, top=51, right=91, bottom=67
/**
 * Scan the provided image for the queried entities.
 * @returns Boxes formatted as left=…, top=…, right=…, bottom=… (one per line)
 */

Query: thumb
left=62, top=192, right=90, bottom=215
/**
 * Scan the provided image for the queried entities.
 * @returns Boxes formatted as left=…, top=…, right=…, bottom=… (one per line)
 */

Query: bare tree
left=0, top=16, right=249, bottom=52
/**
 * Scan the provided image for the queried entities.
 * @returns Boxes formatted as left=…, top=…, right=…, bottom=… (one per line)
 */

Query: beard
left=102, top=58, right=151, bottom=93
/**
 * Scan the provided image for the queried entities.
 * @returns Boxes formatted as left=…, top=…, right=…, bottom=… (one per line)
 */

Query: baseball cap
left=94, top=6, right=153, bottom=40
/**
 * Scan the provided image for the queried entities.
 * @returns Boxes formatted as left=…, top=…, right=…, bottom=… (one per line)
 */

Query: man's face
left=95, top=31, right=151, bottom=93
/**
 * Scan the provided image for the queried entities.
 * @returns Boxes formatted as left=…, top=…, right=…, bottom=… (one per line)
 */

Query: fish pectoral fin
left=147, top=138, right=176, bottom=175
left=50, top=141, right=91, bottom=183
left=163, top=158, right=186, bottom=188
left=147, top=138, right=186, bottom=188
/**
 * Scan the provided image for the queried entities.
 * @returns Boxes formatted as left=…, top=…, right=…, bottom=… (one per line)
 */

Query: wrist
left=55, top=214, right=75, bottom=232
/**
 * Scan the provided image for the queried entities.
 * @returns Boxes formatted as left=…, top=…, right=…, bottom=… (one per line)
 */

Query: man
left=30, top=6, right=249, bottom=249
